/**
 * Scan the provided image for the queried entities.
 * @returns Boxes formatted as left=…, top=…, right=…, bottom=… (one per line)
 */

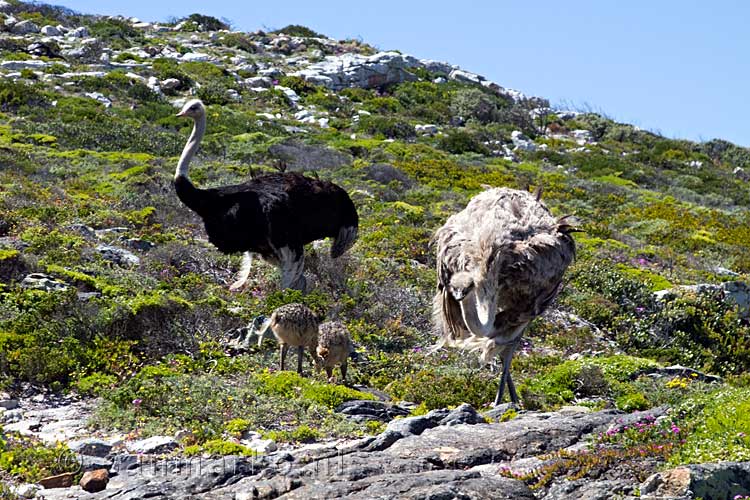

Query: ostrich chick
left=316, top=321, right=354, bottom=383
left=260, top=303, right=319, bottom=375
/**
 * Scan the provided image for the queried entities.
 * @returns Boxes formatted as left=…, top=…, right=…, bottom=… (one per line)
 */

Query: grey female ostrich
left=174, top=99, right=358, bottom=291
left=433, top=187, right=576, bottom=405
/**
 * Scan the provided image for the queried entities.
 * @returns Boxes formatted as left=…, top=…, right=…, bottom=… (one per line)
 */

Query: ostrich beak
left=176, top=110, right=187, bottom=117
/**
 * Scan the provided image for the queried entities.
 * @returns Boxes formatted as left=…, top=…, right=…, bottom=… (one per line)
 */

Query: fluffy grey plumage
left=316, top=321, right=353, bottom=382
left=266, top=303, right=320, bottom=375
left=433, top=187, right=576, bottom=405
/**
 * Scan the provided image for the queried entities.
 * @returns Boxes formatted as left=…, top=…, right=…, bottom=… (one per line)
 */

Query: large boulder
left=640, top=462, right=750, bottom=500
left=292, top=51, right=420, bottom=90
left=267, top=139, right=352, bottom=172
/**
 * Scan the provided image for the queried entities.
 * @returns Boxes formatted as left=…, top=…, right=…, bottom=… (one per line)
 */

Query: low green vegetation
left=0, top=1, right=748, bottom=473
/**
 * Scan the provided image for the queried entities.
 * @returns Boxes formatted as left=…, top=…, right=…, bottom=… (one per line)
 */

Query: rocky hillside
left=0, top=1, right=749, bottom=499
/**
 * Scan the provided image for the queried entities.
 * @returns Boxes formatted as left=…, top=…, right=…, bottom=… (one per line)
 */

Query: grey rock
left=511, top=130, right=537, bottom=152
left=68, top=438, right=113, bottom=458
left=388, top=408, right=622, bottom=466
left=12, top=20, right=40, bottom=34
left=2, top=408, right=24, bottom=423
left=267, top=139, right=352, bottom=172
left=655, top=281, right=750, bottom=318
left=4, top=418, right=42, bottom=435
left=640, top=462, right=750, bottom=500
left=276, top=85, right=300, bottom=107
left=244, top=76, right=272, bottom=88
left=84, top=92, right=112, bottom=107
left=283, top=469, right=534, bottom=499
left=12, top=483, right=41, bottom=499
left=78, top=454, right=114, bottom=472
left=363, top=163, right=414, bottom=188
left=41, top=24, right=62, bottom=36
left=546, top=478, right=637, bottom=499
left=245, top=438, right=277, bottom=453
left=438, top=402, right=486, bottom=426
left=126, top=436, right=178, bottom=455
left=123, top=238, right=155, bottom=252
left=21, top=273, right=69, bottom=291
left=181, top=52, right=211, bottom=62
left=0, top=60, right=51, bottom=71
left=68, top=223, right=96, bottom=238
left=419, top=59, right=456, bottom=75
left=385, top=414, right=433, bottom=436
left=293, top=51, right=420, bottom=90
left=160, top=77, right=181, bottom=90
left=415, top=123, right=439, bottom=135
left=0, top=398, right=19, bottom=410
left=69, top=26, right=89, bottom=38
left=96, top=244, right=140, bottom=267
left=335, top=399, right=410, bottom=422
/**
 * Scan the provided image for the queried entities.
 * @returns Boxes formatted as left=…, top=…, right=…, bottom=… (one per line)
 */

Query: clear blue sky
left=55, top=0, right=750, bottom=146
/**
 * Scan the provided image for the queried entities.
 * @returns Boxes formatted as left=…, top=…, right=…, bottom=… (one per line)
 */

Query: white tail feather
left=230, top=252, right=253, bottom=291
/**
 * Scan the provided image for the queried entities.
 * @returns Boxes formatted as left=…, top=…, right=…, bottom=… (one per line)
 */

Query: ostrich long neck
left=460, top=291, right=497, bottom=338
left=175, top=112, right=206, bottom=181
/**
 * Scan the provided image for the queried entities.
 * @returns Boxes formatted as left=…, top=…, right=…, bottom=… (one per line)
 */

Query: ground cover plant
left=0, top=4, right=749, bottom=489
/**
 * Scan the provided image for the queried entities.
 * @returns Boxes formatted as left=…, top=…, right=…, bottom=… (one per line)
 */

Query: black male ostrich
left=174, top=99, right=358, bottom=291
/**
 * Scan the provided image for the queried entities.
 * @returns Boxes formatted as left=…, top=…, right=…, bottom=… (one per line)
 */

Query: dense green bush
left=272, top=24, right=324, bottom=38
left=438, top=129, right=489, bottom=155
left=0, top=80, right=47, bottom=111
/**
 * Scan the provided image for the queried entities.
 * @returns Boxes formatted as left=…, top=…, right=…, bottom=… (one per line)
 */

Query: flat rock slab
left=387, top=408, right=620, bottom=466
left=277, top=470, right=534, bottom=500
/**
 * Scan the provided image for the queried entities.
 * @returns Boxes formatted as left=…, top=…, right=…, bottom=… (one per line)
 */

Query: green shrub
left=358, top=115, right=415, bottom=140
left=86, top=18, right=144, bottom=49
left=450, top=87, right=502, bottom=124
left=180, top=14, right=230, bottom=32
left=438, top=129, right=489, bottom=155
left=273, top=24, right=324, bottom=38
left=0, top=433, right=79, bottom=483
left=388, top=368, right=498, bottom=409
left=0, top=80, right=47, bottom=111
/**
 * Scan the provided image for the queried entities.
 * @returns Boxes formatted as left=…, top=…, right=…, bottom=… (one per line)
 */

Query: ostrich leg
left=494, top=342, right=521, bottom=406
left=297, top=346, right=304, bottom=375
left=279, top=246, right=306, bottom=291
left=280, top=344, right=288, bottom=371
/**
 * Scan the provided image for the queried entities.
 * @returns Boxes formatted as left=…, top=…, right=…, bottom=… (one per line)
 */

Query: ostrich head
left=176, top=99, right=205, bottom=120
left=449, top=237, right=516, bottom=336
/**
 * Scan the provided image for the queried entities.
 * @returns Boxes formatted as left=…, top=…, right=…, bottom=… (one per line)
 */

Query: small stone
left=415, top=124, right=438, bottom=135
left=246, top=438, right=277, bottom=453
left=181, top=52, right=211, bottom=62
left=69, top=26, right=89, bottom=38
left=38, top=472, right=76, bottom=489
left=78, top=454, right=113, bottom=472
left=68, top=438, right=113, bottom=458
left=80, top=469, right=109, bottom=493
left=126, top=435, right=178, bottom=455
left=14, top=483, right=40, bottom=499
left=160, top=78, right=181, bottom=90
left=21, top=273, right=69, bottom=292
left=96, top=245, right=140, bottom=267
left=0, top=398, right=19, bottom=410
